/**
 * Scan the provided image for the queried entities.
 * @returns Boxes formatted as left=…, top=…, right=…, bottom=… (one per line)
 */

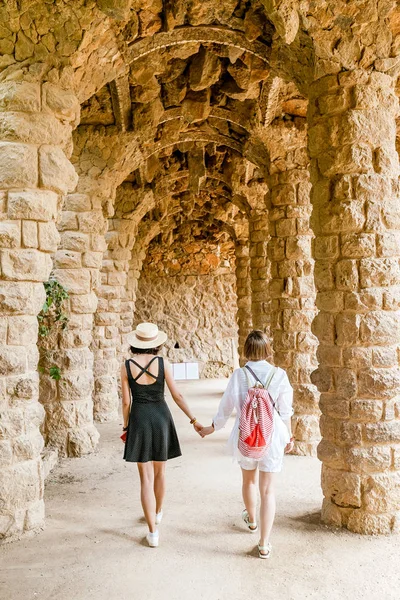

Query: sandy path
left=1, top=379, right=399, bottom=600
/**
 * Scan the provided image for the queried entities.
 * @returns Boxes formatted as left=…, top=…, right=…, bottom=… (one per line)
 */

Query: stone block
left=70, top=292, right=98, bottom=314
left=335, top=314, right=360, bottom=346
left=0, top=81, right=41, bottom=112
left=13, top=430, right=44, bottom=462
left=346, top=446, right=391, bottom=474
left=376, top=232, right=400, bottom=257
left=364, top=421, right=400, bottom=443
left=314, top=261, right=334, bottom=291
left=319, top=393, right=349, bottom=418
left=42, top=83, right=80, bottom=125
left=344, top=289, right=383, bottom=312
left=7, top=316, right=38, bottom=346
left=6, top=373, right=39, bottom=400
left=60, top=231, right=90, bottom=252
left=0, top=112, right=71, bottom=146
left=64, top=194, right=92, bottom=212
left=312, top=312, right=335, bottom=343
left=52, top=268, right=91, bottom=295
left=82, top=251, right=103, bottom=269
left=311, top=365, right=334, bottom=393
left=24, top=499, right=45, bottom=531
left=321, top=498, right=343, bottom=527
left=334, top=369, right=358, bottom=400
left=360, top=258, right=400, bottom=288
left=38, top=222, right=60, bottom=253
left=0, top=222, right=20, bottom=248
left=286, top=237, right=311, bottom=260
left=39, top=145, right=78, bottom=194
left=335, top=260, right=359, bottom=291
left=22, top=221, right=38, bottom=248
left=53, top=250, right=82, bottom=269
left=77, top=211, right=106, bottom=234
left=0, top=143, right=38, bottom=188
left=67, top=424, right=99, bottom=457
left=316, top=291, right=344, bottom=312
left=347, top=510, right=393, bottom=535
left=372, top=347, right=398, bottom=368
left=363, top=472, right=400, bottom=513
left=341, top=233, right=375, bottom=258
left=58, top=371, right=93, bottom=403
left=317, top=439, right=345, bottom=470
left=0, top=281, right=45, bottom=316
left=0, top=459, right=42, bottom=509
left=360, top=312, right=400, bottom=346
left=351, top=399, right=383, bottom=422
left=8, top=190, right=58, bottom=221
left=358, top=368, right=400, bottom=399
left=0, top=249, right=52, bottom=282
left=321, top=466, right=361, bottom=508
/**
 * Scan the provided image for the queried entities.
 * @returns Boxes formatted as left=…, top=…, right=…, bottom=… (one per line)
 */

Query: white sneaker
left=146, top=530, right=159, bottom=548
left=155, top=510, right=163, bottom=525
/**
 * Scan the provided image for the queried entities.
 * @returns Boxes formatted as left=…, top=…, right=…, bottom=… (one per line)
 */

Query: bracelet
left=123, top=426, right=128, bottom=431
left=190, top=418, right=197, bottom=425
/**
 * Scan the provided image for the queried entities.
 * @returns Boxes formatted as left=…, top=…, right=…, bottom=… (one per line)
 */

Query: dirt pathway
left=1, top=379, right=398, bottom=600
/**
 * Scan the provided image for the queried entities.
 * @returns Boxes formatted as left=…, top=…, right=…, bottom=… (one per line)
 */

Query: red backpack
left=238, top=366, right=277, bottom=459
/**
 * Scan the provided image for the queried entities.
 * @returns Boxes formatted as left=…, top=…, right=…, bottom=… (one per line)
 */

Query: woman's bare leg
left=259, top=472, right=276, bottom=550
left=137, top=462, right=156, bottom=533
left=153, top=461, right=166, bottom=514
left=241, top=467, right=258, bottom=527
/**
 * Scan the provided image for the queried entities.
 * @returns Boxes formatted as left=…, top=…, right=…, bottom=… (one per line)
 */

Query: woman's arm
left=121, top=363, right=131, bottom=429
left=200, top=371, right=239, bottom=437
left=164, top=360, right=202, bottom=431
left=276, top=371, right=294, bottom=453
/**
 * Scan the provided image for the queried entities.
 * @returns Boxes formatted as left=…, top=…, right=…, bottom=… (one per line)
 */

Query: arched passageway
left=0, top=1, right=400, bottom=541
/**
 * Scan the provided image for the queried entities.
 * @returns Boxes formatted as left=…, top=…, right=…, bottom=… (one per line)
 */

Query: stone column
left=235, top=240, right=252, bottom=365
left=267, top=122, right=320, bottom=456
left=49, top=189, right=106, bottom=455
left=308, top=71, right=400, bottom=534
left=249, top=212, right=271, bottom=334
left=0, top=80, right=78, bottom=538
left=92, top=218, right=135, bottom=422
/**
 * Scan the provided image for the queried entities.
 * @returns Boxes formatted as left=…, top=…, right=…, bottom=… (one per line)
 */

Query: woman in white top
left=200, top=330, right=294, bottom=558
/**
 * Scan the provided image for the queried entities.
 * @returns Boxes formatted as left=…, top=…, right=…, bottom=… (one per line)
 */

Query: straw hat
left=126, top=322, right=167, bottom=349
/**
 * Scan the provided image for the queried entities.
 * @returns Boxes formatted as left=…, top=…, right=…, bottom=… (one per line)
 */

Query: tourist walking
left=199, top=330, right=294, bottom=559
left=121, top=322, right=202, bottom=548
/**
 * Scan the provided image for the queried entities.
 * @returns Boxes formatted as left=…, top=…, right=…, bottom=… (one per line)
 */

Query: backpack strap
left=243, top=365, right=280, bottom=415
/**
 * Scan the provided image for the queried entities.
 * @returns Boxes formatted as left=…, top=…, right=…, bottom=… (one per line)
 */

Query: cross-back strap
left=243, top=365, right=279, bottom=415
left=127, top=356, right=160, bottom=382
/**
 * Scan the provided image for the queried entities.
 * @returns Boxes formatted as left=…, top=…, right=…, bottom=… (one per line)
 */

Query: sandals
left=241, top=509, right=258, bottom=532
left=258, top=542, right=272, bottom=559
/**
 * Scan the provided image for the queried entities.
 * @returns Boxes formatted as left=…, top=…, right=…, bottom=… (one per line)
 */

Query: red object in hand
left=120, top=431, right=127, bottom=443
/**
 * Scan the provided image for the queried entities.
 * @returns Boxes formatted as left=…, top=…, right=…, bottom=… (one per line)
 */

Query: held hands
left=198, top=425, right=214, bottom=438
left=193, top=421, right=203, bottom=434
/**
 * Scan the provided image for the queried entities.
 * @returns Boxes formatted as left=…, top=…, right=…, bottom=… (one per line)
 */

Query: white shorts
left=238, top=417, right=289, bottom=473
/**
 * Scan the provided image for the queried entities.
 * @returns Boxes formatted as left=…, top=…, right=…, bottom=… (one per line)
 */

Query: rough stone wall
left=266, top=117, right=320, bottom=456
left=0, top=81, right=79, bottom=539
left=135, top=230, right=238, bottom=377
left=309, top=71, right=400, bottom=535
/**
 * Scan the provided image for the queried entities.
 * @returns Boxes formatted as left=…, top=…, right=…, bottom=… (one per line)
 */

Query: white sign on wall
left=172, top=362, right=200, bottom=380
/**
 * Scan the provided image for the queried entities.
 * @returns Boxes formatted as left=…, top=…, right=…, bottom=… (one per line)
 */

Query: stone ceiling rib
left=109, top=75, right=132, bottom=132
left=125, top=26, right=271, bottom=64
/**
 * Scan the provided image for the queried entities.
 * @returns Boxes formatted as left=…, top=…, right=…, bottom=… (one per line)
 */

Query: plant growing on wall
left=37, top=278, right=69, bottom=380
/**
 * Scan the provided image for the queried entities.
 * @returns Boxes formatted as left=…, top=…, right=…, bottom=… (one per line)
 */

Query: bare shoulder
left=120, top=361, right=128, bottom=378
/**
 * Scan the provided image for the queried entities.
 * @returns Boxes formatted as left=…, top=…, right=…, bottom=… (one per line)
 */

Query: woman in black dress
left=121, top=322, right=202, bottom=547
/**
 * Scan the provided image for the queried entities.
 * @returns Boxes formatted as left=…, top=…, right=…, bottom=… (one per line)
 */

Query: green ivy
left=37, top=278, right=69, bottom=381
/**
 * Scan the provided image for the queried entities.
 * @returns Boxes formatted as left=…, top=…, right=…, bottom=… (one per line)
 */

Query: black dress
left=123, top=356, right=182, bottom=463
